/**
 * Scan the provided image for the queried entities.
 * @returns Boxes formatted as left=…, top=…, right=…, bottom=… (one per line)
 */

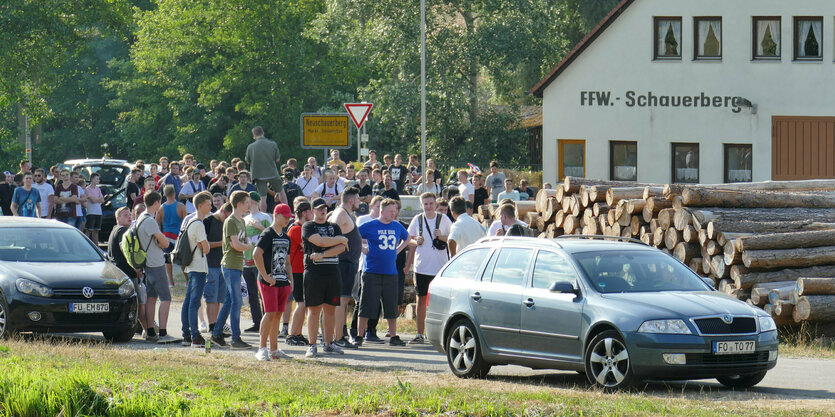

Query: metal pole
left=420, top=0, right=426, bottom=180
left=24, top=113, right=31, bottom=164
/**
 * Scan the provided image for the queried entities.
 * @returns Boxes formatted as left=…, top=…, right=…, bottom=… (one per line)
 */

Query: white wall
left=542, top=0, right=835, bottom=185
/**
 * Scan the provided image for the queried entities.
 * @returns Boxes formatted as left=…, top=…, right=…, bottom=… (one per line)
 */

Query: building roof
left=530, top=0, right=635, bottom=98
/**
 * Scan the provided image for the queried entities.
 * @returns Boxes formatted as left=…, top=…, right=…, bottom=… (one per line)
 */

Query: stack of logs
left=523, top=177, right=835, bottom=328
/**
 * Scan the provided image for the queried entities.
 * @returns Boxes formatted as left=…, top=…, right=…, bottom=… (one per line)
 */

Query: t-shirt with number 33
left=358, top=219, right=409, bottom=276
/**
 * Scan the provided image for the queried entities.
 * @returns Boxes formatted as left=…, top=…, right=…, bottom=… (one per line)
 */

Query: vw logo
left=721, top=314, right=733, bottom=324
left=82, top=287, right=95, bottom=299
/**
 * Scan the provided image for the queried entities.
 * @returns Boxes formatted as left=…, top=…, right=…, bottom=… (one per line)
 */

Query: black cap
left=312, top=198, right=328, bottom=209
left=356, top=202, right=369, bottom=216
left=295, top=201, right=312, bottom=215
left=196, top=163, right=206, bottom=170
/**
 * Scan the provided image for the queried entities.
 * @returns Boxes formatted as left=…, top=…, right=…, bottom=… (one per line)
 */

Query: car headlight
left=118, top=279, right=135, bottom=297
left=758, top=316, right=777, bottom=332
left=16, top=279, right=54, bottom=297
left=638, top=319, right=692, bottom=334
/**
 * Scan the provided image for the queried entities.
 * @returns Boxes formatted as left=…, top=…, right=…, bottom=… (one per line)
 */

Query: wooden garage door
left=772, top=116, right=835, bottom=180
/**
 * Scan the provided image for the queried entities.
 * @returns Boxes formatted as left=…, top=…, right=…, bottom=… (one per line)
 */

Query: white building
left=531, top=0, right=835, bottom=185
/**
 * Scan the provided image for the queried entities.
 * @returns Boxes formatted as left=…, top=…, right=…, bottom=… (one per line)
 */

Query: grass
left=0, top=338, right=831, bottom=417
left=778, top=323, right=835, bottom=360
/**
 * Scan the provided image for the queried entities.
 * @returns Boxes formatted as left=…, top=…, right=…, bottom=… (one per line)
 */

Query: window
left=610, top=141, right=637, bottom=181
left=440, top=248, right=490, bottom=280
left=694, top=17, right=722, bottom=59
left=558, top=140, right=585, bottom=179
left=654, top=17, right=682, bottom=59
left=794, top=17, right=823, bottom=60
left=671, top=143, right=699, bottom=183
left=488, top=248, right=533, bottom=286
left=724, top=144, right=753, bottom=183
left=531, top=251, right=576, bottom=290
left=753, top=17, right=781, bottom=59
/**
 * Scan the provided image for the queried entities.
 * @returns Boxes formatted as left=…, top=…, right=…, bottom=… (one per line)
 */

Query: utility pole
left=420, top=0, right=427, bottom=177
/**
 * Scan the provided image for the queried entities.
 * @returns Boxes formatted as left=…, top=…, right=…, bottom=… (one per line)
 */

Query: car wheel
left=446, top=319, right=491, bottom=378
left=0, top=293, right=12, bottom=339
left=716, top=371, right=767, bottom=388
left=585, top=330, right=634, bottom=390
left=103, top=326, right=135, bottom=343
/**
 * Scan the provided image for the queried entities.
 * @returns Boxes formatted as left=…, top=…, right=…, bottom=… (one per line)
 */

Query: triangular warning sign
left=344, top=103, right=374, bottom=129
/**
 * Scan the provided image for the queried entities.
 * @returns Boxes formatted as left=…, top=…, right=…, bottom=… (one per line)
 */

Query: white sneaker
left=157, top=334, right=182, bottom=344
left=223, top=323, right=232, bottom=334
left=198, top=322, right=209, bottom=334
left=270, top=349, right=292, bottom=360
left=324, top=343, right=345, bottom=355
left=255, top=347, right=270, bottom=361
left=305, top=345, right=318, bottom=358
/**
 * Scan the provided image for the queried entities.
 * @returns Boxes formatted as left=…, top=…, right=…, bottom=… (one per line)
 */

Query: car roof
left=65, top=158, right=130, bottom=166
left=468, top=235, right=657, bottom=254
left=0, top=217, right=77, bottom=229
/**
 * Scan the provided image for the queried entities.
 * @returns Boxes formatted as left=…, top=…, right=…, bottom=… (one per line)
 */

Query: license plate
left=69, top=303, right=110, bottom=313
left=713, top=340, right=755, bottom=355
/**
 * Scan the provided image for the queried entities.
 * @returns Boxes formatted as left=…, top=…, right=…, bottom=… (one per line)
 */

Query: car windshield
left=0, top=227, right=103, bottom=263
left=74, top=165, right=128, bottom=187
left=573, top=250, right=708, bottom=293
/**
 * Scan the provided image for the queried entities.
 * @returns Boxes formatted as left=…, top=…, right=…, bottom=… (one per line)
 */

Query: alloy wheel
left=448, top=324, right=477, bottom=373
left=588, top=337, right=630, bottom=387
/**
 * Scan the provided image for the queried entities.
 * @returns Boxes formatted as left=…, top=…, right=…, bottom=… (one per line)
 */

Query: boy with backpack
left=178, top=191, right=212, bottom=347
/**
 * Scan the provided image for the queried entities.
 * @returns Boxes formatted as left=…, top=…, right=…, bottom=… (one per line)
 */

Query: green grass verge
left=0, top=340, right=829, bottom=417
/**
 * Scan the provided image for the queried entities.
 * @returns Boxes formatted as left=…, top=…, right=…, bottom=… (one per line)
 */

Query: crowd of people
left=0, top=126, right=548, bottom=360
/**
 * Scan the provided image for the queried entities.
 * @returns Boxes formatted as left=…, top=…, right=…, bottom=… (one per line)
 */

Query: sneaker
left=334, top=337, right=358, bottom=349
left=278, top=326, right=289, bottom=338
left=157, top=334, right=182, bottom=344
left=410, top=334, right=426, bottom=345
left=231, top=338, right=253, bottom=350
left=211, top=335, right=228, bottom=348
left=324, top=343, right=345, bottom=355
left=244, top=326, right=259, bottom=333
left=271, top=349, right=292, bottom=360
left=286, top=335, right=306, bottom=346
left=255, top=347, right=270, bottom=361
left=389, top=336, right=406, bottom=347
left=144, top=332, right=158, bottom=343
left=198, top=322, right=209, bottom=334
left=364, top=332, right=385, bottom=344
left=305, top=344, right=318, bottom=358
left=222, top=324, right=232, bottom=337
left=181, top=336, right=192, bottom=347
left=192, top=334, right=206, bottom=348
left=354, top=336, right=363, bottom=347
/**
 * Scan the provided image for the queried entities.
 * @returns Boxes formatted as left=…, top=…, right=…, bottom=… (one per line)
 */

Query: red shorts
left=259, top=282, right=292, bottom=313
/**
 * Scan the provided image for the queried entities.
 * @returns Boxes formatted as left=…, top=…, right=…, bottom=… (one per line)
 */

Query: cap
left=356, top=202, right=369, bottom=216
left=273, top=203, right=294, bottom=218
left=3, top=171, right=11, bottom=176
left=248, top=191, right=261, bottom=202
left=312, top=198, right=328, bottom=209
left=196, top=163, right=206, bottom=170
left=294, top=201, right=312, bottom=214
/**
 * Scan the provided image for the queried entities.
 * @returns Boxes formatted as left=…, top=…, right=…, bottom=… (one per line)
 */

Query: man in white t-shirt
left=32, top=168, right=54, bottom=218
left=488, top=203, right=528, bottom=236
left=496, top=178, right=521, bottom=202
left=447, top=196, right=485, bottom=256
left=70, top=171, right=87, bottom=223
left=456, top=170, right=474, bottom=203
left=405, top=192, right=451, bottom=344
left=180, top=191, right=211, bottom=347
left=295, top=164, right=319, bottom=198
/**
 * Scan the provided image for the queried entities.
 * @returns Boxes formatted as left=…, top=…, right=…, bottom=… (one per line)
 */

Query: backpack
left=120, top=215, right=152, bottom=270
left=171, top=218, right=201, bottom=267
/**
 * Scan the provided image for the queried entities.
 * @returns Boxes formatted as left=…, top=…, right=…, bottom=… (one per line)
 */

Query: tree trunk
left=658, top=208, right=675, bottom=231
left=593, top=202, right=609, bottom=217
left=535, top=189, right=558, bottom=213
left=705, top=240, right=721, bottom=256
left=691, top=208, right=835, bottom=233
left=542, top=197, right=557, bottom=222
left=750, top=287, right=770, bottom=306
left=662, top=184, right=685, bottom=199
left=772, top=301, right=794, bottom=318
left=796, top=278, right=835, bottom=296
left=674, top=242, right=700, bottom=263
left=665, top=228, right=682, bottom=250
left=711, top=255, right=730, bottom=279
left=742, top=246, right=835, bottom=269
left=681, top=225, right=698, bottom=243
left=682, top=180, right=835, bottom=193
left=643, top=197, right=672, bottom=223
left=736, top=230, right=835, bottom=252
left=683, top=188, right=835, bottom=208
left=689, top=257, right=704, bottom=275
left=563, top=215, right=579, bottom=234
left=708, top=220, right=835, bottom=240
left=673, top=208, right=693, bottom=231
left=768, top=287, right=796, bottom=305
left=607, top=187, right=659, bottom=206
left=563, top=177, right=648, bottom=194
left=795, top=295, right=835, bottom=321
left=734, top=265, right=835, bottom=289
left=723, top=241, right=741, bottom=265
left=653, top=227, right=665, bottom=248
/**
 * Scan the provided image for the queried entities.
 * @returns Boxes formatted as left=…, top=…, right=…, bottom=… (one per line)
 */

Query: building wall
left=542, top=0, right=835, bottom=185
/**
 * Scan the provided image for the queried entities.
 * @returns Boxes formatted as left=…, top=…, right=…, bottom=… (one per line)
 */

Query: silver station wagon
left=425, top=236, right=778, bottom=390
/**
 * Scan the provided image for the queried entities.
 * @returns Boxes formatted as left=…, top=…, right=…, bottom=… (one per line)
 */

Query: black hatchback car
left=0, top=217, right=138, bottom=342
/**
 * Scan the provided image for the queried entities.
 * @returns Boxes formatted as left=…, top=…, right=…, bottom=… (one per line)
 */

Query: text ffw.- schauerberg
left=579, top=91, right=749, bottom=113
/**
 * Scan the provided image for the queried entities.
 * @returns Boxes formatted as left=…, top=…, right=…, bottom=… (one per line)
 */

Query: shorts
left=259, top=283, right=292, bottom=313
left=338, top=260, right=358, bottom=297
left=415, top=273, right=435, bottom=297
left=292, top=271, right=304, bottom=303
left=163, top=237, right=176, bottom=263
left=358, top=272, right=398, bottom=320
left=303, top=270, right=341, bottom=308
left=85, top=214, right=102, bottom=231
left=255, top=177, right=283, bottom=201
left=144, top=266, right=172, bottom=302
left=203, top=267, right=226, bottom=303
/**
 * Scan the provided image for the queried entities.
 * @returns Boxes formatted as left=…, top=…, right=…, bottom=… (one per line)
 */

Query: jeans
left=213, top=267, right=243, bottom=340
left=181, top=271, right=207, bottom=339
left=242, top=267, right=263, bottom=328
left=57, top=216, right=82, bottom=229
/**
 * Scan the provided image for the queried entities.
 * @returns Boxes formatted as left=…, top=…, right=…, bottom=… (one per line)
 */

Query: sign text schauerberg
left=300, top=113, right=351, bottom=149
left=579, top=91, right=748, bottom=113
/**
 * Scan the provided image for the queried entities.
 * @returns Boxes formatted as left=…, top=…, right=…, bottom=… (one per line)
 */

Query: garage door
left=772, top=116, right=835, bottom=180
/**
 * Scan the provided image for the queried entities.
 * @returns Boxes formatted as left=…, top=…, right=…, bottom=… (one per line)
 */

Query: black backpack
left=171, top=218, right=201, bottom=266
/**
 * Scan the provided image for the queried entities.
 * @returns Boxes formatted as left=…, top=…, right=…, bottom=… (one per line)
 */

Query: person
left=179, top=191, right=212, bottom=348
left=382, top=154, right=392, bottom=170
left=496, top=178, right=521, bottom=202
left=326, top=149, right=347, bottom=172
left=387, top=154, right=407, bottom=195
left=312, top=169, right=342, bottom=209
left=159, top=156, right=170, bottom=175
left=457, top=170, right=474, bottom=203
left=489, top=204, right=528, bottom=236
left=484, top=161, right=506, bottom=203
left=137, top=190, right=177, bottom=343
left=374, top=172, right=399, bottom=200
left=228, top=170, right=257, bottom=197
left=84, top=173, right=104, bottom=245
left=295, top=164, right=319, bottom=198
left=242, top=192, right=271, bottom=333
left=180, top=170, right=206, bottom=213
left=406, top=154, right=422, bottom=189
left=543, top=182, right=553, bottom=190
left=156, top=184, right=186, bottom=287
left=32, top=168, right=54, bottom=219
left=53, top=169, right=81, bottom=228
left=211, top=192, right=226, bottom=212
left=447, top=196, right=485, bottom=256
left=415, top=170, right=441, bottom=196
left=364, top=150, right=379, bottom=168
left=405, top=192, right=451, bottom=344
left=212, top=191, right=254, bottom=349
left=472, top=173, right=490, bottom=214
left=354, top=169, right=373, bottom=204
left=0, top=172, right=14, bottom=216
left=350, top=195, right=382, bottom=342
left=208, top=175, right=227, bottom=196
left=425, top=159, right=442, bottom=186
left=307, top=157, right=323, bottom=180
left=301, top=198, right=349, bottom=358
left=515, top=179, right=537, bottom=201
left=286, top=198, right=313, bottom=346
left=329, top=188, right=362, bottom=349
left=126, top=169, right=142, bottom=211
left=355, top=198, right=410, bottom=347
left=149, top=164, right=161, bottom=185
left=436, top=197, right=453, bottom=223
left=282, top=169, right=303, bottom=212
left=344, top=165, right=357, bottom=188
left=134, top=177, right=157, bottom=209
left=11, top=171, right=41, bottom=218
left=108, top=207, right=147, bottom=334
left=204, top=202, right=232, bottom=336
left=70, top=172, right=87, bottom=230
left=245, top=126, right=287, bottom=209
left=282, top=158, right=300, bottom=178
left=252, top=203, right=296, bottom=361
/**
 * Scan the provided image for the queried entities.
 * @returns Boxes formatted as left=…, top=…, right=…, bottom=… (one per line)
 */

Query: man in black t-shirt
left=387, top=154, right=407, bottom=195
left=203, top=202, right=232, bottom=333
left=301, top=198, right=348, bottom=358
left=108, top=206, right=145, bottom=334
left=282, top=169, right=303, bottom=212
left=472, top=173, right=490, bottom=214
left=373, top=172, right=400, bottom=201
left=354, top=169, right=373, bottom=204
left=126, top=168, right=142, bottom=209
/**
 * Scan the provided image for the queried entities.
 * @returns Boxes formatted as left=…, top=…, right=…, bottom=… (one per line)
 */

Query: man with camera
left=404, top=192, right=451, bottom=344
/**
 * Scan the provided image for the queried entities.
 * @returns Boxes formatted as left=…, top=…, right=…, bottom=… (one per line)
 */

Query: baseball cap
left=249, top=191, right=261, bottom=202
left=312, top=198, right=328, bottom=209
left=294, top=201, right=311, bottom=214
left=273, top=203, right=294, bottom=218
left=356, top=202, right=369, bottom=216
left=196, top=163, right=206, bottom=170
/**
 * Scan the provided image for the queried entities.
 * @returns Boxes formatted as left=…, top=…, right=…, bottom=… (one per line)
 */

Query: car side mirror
left=701, top=277, right=716, bottom=289
left=549, top=281, right=578, bottom=294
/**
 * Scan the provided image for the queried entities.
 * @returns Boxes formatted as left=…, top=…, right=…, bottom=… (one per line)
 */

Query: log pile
left=530, top=177, right=835, bottom=328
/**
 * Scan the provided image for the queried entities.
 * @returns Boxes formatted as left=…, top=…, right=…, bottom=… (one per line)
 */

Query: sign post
left=344, top=102, right=373, bottom=162
left=300, top=113, right=351, bottom=150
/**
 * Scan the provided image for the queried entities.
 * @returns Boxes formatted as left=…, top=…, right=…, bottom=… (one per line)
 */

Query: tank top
left=162, top=201, right=183, bottom=235
left=339, top=210, right=363, bottom=263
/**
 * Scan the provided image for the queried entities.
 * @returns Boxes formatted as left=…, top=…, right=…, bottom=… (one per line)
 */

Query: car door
left=520, top=249, right=584, bottom=362
left=469, top=247, right=533, bottom=355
